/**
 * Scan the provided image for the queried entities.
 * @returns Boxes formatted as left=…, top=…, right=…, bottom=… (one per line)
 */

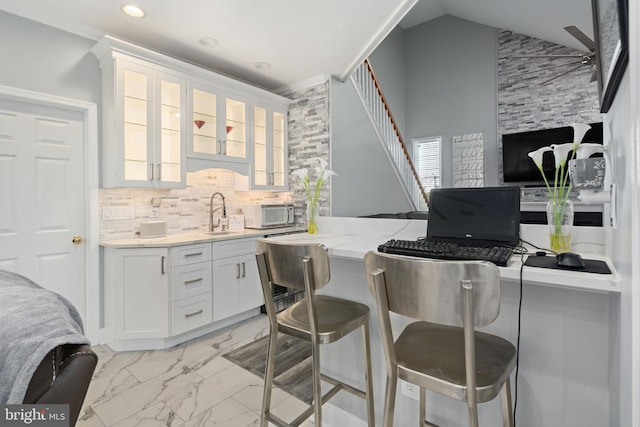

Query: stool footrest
left=321, top=373, right=367, bottom=400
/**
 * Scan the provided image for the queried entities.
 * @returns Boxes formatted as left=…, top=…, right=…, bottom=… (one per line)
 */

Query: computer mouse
left=556, top=252, right=585, bottom=269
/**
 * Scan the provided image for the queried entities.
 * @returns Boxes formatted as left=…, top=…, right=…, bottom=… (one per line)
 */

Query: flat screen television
left=501, top=122, right=603, bottom=186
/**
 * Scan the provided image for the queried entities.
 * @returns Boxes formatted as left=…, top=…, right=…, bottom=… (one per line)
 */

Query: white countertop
left=100, top=226, right=307, bottom=248
left=264, top=217, right=621, bottom=294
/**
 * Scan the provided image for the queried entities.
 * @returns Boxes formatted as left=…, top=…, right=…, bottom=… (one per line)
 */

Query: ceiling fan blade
left=564, top=26, right=596, bottom=51
left=541, top=63, right=585, bottom=84
left=590, top=68, right=598, bottom=82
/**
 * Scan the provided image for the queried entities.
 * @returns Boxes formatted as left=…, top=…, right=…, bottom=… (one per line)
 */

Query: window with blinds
left=414, top=136, right=441, bottom=194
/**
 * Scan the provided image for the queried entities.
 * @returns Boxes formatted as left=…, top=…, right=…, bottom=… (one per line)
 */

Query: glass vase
left=546, top=199, right=574, bottom=253
left=306, top=201, right=319, bottom=234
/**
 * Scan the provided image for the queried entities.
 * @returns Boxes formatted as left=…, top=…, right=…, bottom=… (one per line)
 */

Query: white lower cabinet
left=104, top=238, right=263, bottom=349
left=104, top=247, right=170, bottom=340
left=212, top=238, right=263, bottom=322
left=104, top=243, right=213, bottom=344
left=170, top=243, right=213, bottom=335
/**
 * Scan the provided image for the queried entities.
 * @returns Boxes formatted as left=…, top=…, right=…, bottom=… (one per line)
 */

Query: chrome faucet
left=209, top=192, right=227, bottom=232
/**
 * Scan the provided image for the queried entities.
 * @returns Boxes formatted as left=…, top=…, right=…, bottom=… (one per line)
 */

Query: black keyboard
left=377, top=239, right=514, bottom=266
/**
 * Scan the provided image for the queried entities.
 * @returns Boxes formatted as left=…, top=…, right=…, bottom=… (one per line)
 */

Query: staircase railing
left=350, top=58, right=429, bottom=209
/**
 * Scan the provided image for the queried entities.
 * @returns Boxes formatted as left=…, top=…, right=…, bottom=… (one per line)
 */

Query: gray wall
left=606, top=71, right=630, bottom=427
left=368, top=27, right=406, bottom=136
left=331, top=77, right=413, bottom=216
left=404, top=16, right=499, bottom=186
left=0, top=11, right=100, bottom=104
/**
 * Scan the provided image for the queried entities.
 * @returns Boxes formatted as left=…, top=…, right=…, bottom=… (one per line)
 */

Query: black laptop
left=426, top=186, right=521, bottom=247
left=378, top=186, right=521, bottom=266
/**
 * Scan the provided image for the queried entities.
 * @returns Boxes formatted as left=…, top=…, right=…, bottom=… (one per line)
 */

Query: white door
left=0, top=97, right=87, bottom=321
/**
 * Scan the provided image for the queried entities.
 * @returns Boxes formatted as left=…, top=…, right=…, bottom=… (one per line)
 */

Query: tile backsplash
left=99, top=169, right=293, bottom=241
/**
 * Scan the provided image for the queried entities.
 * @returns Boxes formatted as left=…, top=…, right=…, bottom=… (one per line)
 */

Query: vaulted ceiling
left=0, top=0, right=594, bottom=91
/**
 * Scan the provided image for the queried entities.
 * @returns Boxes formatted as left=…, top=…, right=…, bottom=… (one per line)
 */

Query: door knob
left=72, top=235, right=83, bottom=245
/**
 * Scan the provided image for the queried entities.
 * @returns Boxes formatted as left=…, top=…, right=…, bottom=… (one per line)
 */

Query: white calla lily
left=550, top=143, right=574, bottom=168
left=291, top=158, right=337, bottom=234
left=527, top=146, right=552, bottom=170
left=528, top=123, right=591, bottom=252
left=291, top=168, right=308, bottom=179
left=576, top=143, right=605, bottom=160
left=316, top=157, right=329, bottom=171
left=571, top=123, right=591, bottom=146
left=323, top=169, right=337, bottom=178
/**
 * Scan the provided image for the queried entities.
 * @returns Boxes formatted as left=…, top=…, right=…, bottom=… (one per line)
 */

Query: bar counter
left=265, top=216, right=619, bottom=427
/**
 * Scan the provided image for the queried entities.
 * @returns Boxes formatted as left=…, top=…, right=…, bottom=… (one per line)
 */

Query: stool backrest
left=364, top=251, right=501, bottom=328
left=255, top=239, right=330, bottom=292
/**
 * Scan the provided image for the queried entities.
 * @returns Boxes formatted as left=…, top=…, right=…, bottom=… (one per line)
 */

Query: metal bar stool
left=256, top=239, right=375, bottom=427
left=364, top=251, right=516, bottom=427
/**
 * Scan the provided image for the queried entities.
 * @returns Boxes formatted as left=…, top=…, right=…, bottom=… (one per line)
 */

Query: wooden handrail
left=363, top=58, right=429, bottom=207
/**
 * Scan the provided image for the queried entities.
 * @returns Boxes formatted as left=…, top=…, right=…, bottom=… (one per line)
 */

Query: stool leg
left=362, top=322, right=375, bottom=427
left=383, top=372, right=397, bottom=427
left=419, top=387, right=426, bottom=427
left=261, top=331, right=278, bottom=427
left=467, top=402, right=479, bottom=427
left=311, top=335, right=322, bottom=426
left=501, top=379, right=514, bottom=427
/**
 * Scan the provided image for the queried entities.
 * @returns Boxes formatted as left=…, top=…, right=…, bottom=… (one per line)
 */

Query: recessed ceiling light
left=199, top=37, right=218, bottom=47
left=121, top=4, right=146, bottom=18
left=254, top=61, right=271, bottom=71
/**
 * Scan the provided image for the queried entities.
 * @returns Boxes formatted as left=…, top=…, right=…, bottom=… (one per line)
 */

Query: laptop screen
left=427, top=186, right=521, bottom=246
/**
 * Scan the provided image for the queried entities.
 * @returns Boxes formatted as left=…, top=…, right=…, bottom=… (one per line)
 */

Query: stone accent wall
left=497, top=30, right=602, bottom=200
left=282, top=80, right=331, bottom=224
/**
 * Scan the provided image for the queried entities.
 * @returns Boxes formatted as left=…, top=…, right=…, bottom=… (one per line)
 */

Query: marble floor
left=77, top=314, right=314, bottom=427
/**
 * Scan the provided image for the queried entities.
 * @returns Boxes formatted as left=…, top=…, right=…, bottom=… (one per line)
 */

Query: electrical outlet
left=401, top=380, right=419, bottom=400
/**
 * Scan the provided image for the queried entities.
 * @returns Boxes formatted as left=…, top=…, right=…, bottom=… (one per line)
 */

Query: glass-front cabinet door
left=115, top=60, right=186, bottom=188
left=122, top=68, right=151, bottom=182
left=188, top=83, right=248, bottom=164
left=157, top=76, right=184, bottom=185
left=251, top=104, right=287, bottom=190
left=272, top=111, right=285, bottom=187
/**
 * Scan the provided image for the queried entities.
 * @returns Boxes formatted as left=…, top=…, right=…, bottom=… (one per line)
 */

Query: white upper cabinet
left=92, top=36, right=290, bottom=185
left=95, top=52, right=187, bottom=188
left=252, top=103, right=288, bottom=190
left=188, top=83, right=249, bottom=166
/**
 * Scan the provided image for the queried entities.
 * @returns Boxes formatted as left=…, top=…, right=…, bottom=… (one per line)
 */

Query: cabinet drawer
left=172, top=243, right=212, bottom=266
left=171, top=293, right=213, bottom=336
left=171, top=262, right=212, bottom=301
left=212, top=238, right=257, bottom=259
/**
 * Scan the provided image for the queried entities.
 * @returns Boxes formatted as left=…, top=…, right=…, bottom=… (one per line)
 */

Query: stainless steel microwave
left=242, top=204, right=294, bottom=229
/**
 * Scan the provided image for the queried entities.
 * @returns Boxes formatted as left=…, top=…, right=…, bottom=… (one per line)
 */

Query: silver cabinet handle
left=150, top=163, right=154, bottom=181
left=184, top=278, right=203, bottom=285
left=236, top=263, right=241, bottom=279
left=185, top=309, right=203, bottom=318
left=161, top=256, right=165, bottom=275
left=222, top=139, right=227, bottom=155
left=184, top=252, right=203, bottom=257
left=217, top=139, right=221, bottom=155
left=241, top=262, right=246, bottom=278
left=157, top=163, right=161, bottom=181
